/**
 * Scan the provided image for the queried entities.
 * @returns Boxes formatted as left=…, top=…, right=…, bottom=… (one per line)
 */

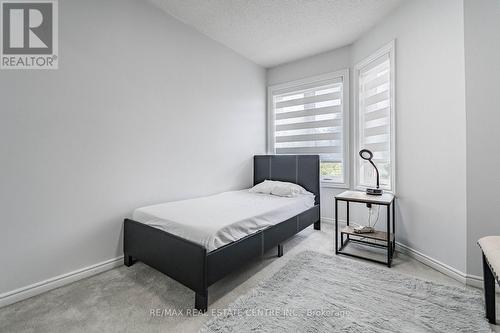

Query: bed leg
left=314, top=220, right=321, bottom=230
left=195, top=290, right=208, bottom=313
left=277, top=244, right=283, bottom=257
left=124, top=253, right=134, bottom=267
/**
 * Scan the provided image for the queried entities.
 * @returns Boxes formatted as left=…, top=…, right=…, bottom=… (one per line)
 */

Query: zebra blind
left=271, top=76, right=346, bottom=184
left=357, top=51, right=393, bottom=190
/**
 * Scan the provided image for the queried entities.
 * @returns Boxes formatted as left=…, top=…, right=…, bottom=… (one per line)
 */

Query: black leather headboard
left=253, top=155, right=320, bottom=206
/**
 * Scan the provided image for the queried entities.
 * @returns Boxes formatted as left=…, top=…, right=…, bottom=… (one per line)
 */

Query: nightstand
left=335, top=190, right=396, bottom=267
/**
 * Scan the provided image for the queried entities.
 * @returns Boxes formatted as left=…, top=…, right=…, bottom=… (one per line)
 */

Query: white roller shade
left=269, top=71, right=349, bottom=186
left=272, top=81, right=344, bottom=159
left=356, top=42, right=395, bottom=191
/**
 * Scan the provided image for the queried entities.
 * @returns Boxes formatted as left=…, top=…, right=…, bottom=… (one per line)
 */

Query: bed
left=123, top=155, right=320, bottom=312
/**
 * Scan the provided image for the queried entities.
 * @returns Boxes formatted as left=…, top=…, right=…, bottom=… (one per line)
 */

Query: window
left=268, top=70, right=349, bottom=187
left=354, top=41, right=395, bottom=192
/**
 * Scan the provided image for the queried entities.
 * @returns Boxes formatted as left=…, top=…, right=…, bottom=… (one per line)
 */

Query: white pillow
left=248, top=180, right=275, bottom=194
left=249, top=180, right=311, bottom=198
left=270, top=181, right=309, bottom=197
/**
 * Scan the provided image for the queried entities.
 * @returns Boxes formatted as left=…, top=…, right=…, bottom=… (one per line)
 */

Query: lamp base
left=366, top=188, right=383, bottom=196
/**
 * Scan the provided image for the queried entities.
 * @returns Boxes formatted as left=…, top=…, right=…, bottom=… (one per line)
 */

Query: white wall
left=0, top=0, right=266, bottom=296
left=267, top=0, right=468, bottom=272
left=267, top=46, right=351, bottom=87
left=352, top=0, right=467, bottom=272
left=464, top=0, right=500, bottom=277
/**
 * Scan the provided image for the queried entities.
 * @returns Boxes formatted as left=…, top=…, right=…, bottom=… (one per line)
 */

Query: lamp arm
left=369, top=160, right=380, bottom=189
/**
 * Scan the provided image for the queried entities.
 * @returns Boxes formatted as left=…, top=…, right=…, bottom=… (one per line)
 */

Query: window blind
left=271, top=77, right=346, bottom=184
left=357, top=52, right=393, bottom=189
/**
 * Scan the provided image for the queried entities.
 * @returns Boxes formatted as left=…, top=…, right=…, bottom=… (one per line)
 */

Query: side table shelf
left=341, top=226, right=395, bottom=242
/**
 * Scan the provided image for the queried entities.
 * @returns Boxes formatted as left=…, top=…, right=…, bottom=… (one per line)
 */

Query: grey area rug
left=200, top=251, right=492, bottom=333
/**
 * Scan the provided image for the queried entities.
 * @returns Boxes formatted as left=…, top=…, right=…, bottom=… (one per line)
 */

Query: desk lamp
left=359, top=149, right=383, bottom=196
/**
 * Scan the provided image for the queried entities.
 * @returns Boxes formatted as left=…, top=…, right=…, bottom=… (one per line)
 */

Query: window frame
left=267, top=69, right=350, bottom=189
left=353, top=40, right=396, bottom=193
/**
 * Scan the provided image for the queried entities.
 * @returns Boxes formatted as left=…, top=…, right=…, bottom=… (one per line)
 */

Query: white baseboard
left=0, top=256, right=123, bottom=308
left=321, top=217, right=334, bottom=224
left=465, top=273, right=500, bottom=294
left=466, top=274, right=484, bottom=289
left=395, top=242, right=467, bottom=284
left=321, top=217, right=347, bottom=225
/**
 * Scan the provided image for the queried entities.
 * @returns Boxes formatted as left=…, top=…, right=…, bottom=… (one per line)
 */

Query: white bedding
left=132, top=190, right=315, bottom=252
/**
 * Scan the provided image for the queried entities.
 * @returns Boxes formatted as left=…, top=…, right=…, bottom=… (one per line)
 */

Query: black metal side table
left=335, top=190, right=396, bottom=267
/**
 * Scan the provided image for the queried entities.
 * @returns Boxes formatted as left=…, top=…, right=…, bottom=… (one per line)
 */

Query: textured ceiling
left=149, top=0, right=403, bottom=68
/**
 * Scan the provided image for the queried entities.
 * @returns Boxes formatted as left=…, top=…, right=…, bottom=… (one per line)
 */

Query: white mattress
left=132, top=190, right=315, bottom=252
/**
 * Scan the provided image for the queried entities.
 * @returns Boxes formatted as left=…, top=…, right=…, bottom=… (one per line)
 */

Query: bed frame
left=123, top=155, right=320, bottom=312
